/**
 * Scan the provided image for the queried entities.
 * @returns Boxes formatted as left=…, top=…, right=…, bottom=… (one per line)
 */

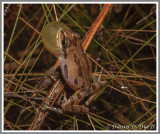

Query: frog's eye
left=62, top=38, right=69, bottom=48
left=62, top=39, right=65, bottom=47
left=61, top=29, right=69, bottom=48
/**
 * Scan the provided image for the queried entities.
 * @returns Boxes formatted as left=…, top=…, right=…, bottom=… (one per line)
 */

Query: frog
left=40, top=21, right=107, bottom=114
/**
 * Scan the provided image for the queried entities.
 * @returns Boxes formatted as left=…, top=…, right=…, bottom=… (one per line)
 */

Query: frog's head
left=41, top=21, right=71, bottom=57
left=57, top=28, right=82, bottom=54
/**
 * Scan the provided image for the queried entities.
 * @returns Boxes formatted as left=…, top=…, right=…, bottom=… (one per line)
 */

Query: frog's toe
left=62, top=105, right=89, bottom=114
left=36, top=76, right=53, bottom=89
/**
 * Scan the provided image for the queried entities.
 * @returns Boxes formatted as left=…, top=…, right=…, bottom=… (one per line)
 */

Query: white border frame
left=2, top=1, right=158, bottom=133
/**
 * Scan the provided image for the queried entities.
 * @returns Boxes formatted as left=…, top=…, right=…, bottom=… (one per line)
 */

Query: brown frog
left=40, top=21, right=107, bottom=114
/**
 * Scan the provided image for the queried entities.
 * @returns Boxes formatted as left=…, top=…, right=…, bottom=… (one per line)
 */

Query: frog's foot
left=62, top=91, right=89, bottom=114
left=62, top=104, right=89, bottom=114
left=35, top=66, right=60, bottom=90
left=92, top=68, right=103, bottom=84
left=36, top=58, right=61, bottom=89
left=98, top=68, right=103, bottom=82
left=35, top=75, right=53, bottom=89
left=35, top=70, right=59, bottom=90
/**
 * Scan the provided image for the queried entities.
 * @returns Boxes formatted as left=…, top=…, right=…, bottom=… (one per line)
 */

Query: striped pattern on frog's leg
left=85, top=81, right=108, bottom=106
left=62, top=90, right=89, bottom=114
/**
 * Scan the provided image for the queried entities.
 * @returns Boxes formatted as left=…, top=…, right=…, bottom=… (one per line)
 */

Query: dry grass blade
left=28, top=80, right=64, bottom=130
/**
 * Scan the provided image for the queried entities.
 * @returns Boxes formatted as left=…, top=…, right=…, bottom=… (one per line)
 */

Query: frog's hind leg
left=85, top=81, right=108, bottom=106
left=62, top=90, right=89, bottom=114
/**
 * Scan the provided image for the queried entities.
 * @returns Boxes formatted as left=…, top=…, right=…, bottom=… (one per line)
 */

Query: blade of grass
left=4, top=4, right=22, bottom=62
left=95, top=33, right=156, bottom=100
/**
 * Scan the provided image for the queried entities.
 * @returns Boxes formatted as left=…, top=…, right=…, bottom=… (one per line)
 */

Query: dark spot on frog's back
left=72, top=36, right=77, bottom=47
left=81, top=83, right=85, bottom=89
left=64, top=64, right=68, bottom=79
left=73, top=53, right=83, bottom=77
left=74, top=78, right=78, bottom=85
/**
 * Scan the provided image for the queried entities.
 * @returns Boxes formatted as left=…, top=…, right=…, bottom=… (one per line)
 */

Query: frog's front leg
left=85, top=81, right=108, bottom=106
left=62, top=90, right=89, bottom=114
left=36, top=58, right=62, bottom=89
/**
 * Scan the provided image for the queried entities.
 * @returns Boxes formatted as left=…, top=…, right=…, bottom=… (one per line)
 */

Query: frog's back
left=59, top=29, right=92, bottom=91
left=61, top=49, right=92, bottom=91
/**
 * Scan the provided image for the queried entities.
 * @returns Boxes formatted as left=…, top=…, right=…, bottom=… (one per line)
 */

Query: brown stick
left=82, top=4, right=112, bottom=51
